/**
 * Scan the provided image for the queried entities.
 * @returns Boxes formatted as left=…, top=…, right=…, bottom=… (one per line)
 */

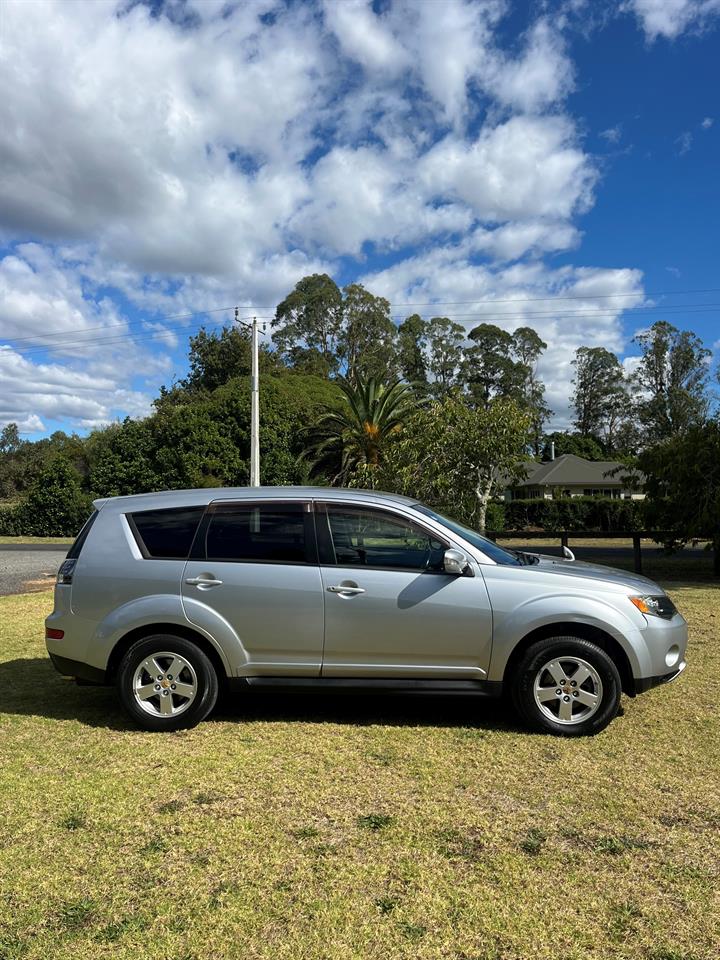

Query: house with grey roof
left=506, top=454, right=645, bottom=501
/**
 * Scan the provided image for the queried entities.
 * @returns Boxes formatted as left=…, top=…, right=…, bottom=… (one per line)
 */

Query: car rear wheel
left=117, top=634, right=219, bottom=732
left=511, top=636, right=622, bottom=736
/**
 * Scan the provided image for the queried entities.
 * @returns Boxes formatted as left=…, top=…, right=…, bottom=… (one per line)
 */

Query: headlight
left=629, top=595, right=676, bottom=620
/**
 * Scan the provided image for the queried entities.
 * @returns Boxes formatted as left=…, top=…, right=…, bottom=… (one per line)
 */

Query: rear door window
left=203, top=502, right=314, bottom=564
left=129, top=506, right=205, bottom=559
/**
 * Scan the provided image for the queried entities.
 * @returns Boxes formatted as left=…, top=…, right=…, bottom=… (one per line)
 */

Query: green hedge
left=0, top=458, right=92, bottom=538
left=0, top=506, right=20, bottom=536
left=497, top=497, right=646, bottom=532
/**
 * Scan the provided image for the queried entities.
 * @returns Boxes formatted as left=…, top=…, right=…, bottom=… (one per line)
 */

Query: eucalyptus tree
left=572, top=346, right=628, bottom=445
left=338, top=283, right=396, bottom=385
left=425, top=317, right=466, bottom=398
left=395, top=313, right=429, bottom=390
left=376, top=397, right=532, bottom=532
left=632, top=321, right=711, bottom=441
left=272, top=273, right=344, bottom=377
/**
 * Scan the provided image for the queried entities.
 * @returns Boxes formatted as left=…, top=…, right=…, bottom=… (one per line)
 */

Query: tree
left=173, top=324, right=280, bottom=396
left=376, top=397, right=532, bottom=532
left=425, top=317, right=465, bottom=398
left=463, top=323, right=550, bottom=452
left=302, top=377, right=418, bottom=483
left=338, top=283, right=396, bottom=384
left=395, top=314, right=429, bottom=390
left=0, top=423, right=20, bottom=454
left=13, top=457, right=92, bottom=537
left=540, top=431, right=606, bottom=461
left=91, top=373, right=342, bottom=496
left=464, top=323, right=522, bottom=405
left=272, top=274, right=343, bottom=377
left=572, top=346, right=628, bottom=446
left=639, top=420, right=720, bottom=573
left=512, top=326, right=551, bottom=453
left=632, top=321, right=711, bottom=441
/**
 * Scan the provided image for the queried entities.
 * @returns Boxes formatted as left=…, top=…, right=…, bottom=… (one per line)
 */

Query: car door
left=316, top=502, right=493, bottom=679
left=182, top=499, right=324, bottom=675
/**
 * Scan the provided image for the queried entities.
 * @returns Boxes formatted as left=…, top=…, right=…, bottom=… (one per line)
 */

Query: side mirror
left=444, top=548, right=473, bottom=576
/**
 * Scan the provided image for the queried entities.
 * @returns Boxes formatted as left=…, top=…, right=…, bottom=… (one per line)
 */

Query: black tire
left=511, top=636, right=622, bottom=737
left=116, top=634, right=219, bottom=732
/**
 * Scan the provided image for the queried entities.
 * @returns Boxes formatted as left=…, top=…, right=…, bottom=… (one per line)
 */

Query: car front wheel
left=511, top=636, right=622, bottom=736
left=116, top=634, right=219, bottom=732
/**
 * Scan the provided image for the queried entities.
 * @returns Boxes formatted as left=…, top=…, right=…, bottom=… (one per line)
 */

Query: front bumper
left=634, top=659, right=687, bottom=695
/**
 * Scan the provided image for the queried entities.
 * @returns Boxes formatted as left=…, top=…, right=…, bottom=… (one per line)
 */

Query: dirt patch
left=20, top=576, right=57, bottom=593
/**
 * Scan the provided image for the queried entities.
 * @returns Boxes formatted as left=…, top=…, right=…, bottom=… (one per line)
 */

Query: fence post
left=633, top=534, right=642, bottom=574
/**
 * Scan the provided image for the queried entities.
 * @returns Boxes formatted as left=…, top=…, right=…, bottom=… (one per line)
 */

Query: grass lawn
left=1, top=589, right=718, bottom=960
left=0, top=537, right=71, bottom=546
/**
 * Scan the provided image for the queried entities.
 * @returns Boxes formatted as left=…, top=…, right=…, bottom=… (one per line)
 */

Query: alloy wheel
left=532, top=655, right=603, bottom=725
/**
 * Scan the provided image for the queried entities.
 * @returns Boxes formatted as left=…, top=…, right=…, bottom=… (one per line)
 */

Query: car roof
left=94, top=486, right=419, bottom=512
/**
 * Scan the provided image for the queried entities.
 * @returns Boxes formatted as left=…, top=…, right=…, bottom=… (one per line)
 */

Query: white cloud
left=626, top=0, right=720, bottom=40
left=701, top=116, right=714, bottom=128
left=472, top=222, right=581, bottom=261
left=360, top=252, right=644, bottom=426
left=323, top=0, right=409, bottom=73
left=0, top=346, right=152, bottom=432
left=420, top=116, right=596, bottom=222
left=484, top=20, right=575, bottom=113
left=0, top=0, right=648, bottom=434
left=600, top=125, right=622, bottom=143
left=676, top=131, right=693, bottom=154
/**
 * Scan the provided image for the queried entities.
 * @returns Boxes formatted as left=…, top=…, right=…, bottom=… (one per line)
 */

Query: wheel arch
left=502, top=621, right=635, bottom=697
left=106, top=622, right=230, bottom=687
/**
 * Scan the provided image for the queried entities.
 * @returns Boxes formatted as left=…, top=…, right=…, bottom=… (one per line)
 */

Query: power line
left=6, top=302, right=720, bottom=361
left=3, top=289, right=720, bottom=360
left=385, top=287, right=720, bottom=307
left=3, top=284, right=720, bottom=351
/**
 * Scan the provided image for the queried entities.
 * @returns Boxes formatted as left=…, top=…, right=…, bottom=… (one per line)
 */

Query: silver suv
left=46, top=487, right=687, bottom=735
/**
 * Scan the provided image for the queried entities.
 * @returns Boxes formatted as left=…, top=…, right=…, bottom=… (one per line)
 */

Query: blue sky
left=0, top=0, right=718, bottom=438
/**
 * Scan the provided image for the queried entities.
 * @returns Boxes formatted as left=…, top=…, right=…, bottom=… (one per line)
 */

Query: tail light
left=46, top=627, right=65, bottom=640
left=57, top=559, right=76, bottom=585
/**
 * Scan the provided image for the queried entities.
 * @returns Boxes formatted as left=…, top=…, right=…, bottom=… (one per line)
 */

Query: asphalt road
left=0, top=548, right=69, bottom=597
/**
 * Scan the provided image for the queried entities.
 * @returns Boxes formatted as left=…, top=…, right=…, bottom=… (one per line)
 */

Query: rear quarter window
left=129, top=506, right=205, bottom=560
left=66, top=510, right=99, bottom=559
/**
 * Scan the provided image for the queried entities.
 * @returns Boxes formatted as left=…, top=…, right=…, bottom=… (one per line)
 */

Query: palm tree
left=303, top=376, right=419, bottom=483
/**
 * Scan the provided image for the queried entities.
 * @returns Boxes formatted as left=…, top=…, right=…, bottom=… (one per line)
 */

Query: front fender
left=487, top=594, right=650, bottom=683
left=90, top=594, right=242, bottom=677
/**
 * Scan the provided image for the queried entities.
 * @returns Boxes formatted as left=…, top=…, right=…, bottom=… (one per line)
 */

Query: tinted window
left=130, top=506, right=205, bottom=559
left=66, top=510, right=98, bottom=559
left=326, top=508, right=446, bottom=571
left=205, top=503, right=310, bottom=563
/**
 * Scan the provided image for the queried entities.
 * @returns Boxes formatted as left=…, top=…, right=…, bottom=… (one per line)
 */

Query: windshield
left=413, top=504, right=522, bottom=566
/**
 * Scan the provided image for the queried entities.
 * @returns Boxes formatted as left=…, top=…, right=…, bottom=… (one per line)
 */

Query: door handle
left=185, top=576, right=223, bottom=587
left=327, top=584, right=366, bottom=595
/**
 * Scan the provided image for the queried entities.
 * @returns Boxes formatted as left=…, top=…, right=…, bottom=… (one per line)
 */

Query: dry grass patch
left=0, top=588, right=718, bottom=959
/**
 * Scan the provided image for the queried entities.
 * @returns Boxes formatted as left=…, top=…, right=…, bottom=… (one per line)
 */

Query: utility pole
left=250, top=314, right=260, bottom=487
left=235, top=308, right=261, bottom=487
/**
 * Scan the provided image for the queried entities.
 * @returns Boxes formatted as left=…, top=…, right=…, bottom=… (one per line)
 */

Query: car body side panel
left=181, top=562, right=325, bottom=676
left=320, top=561, right=493, bottom=678
left=95, top=594, right=235, bottom=675
left=481, top=565, right=652, bottom=682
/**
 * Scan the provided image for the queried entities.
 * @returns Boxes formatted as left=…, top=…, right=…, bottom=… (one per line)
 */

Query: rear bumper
left=634, top=660, right=686, bottom=696
left=48, top=652, right=106, bottom=685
